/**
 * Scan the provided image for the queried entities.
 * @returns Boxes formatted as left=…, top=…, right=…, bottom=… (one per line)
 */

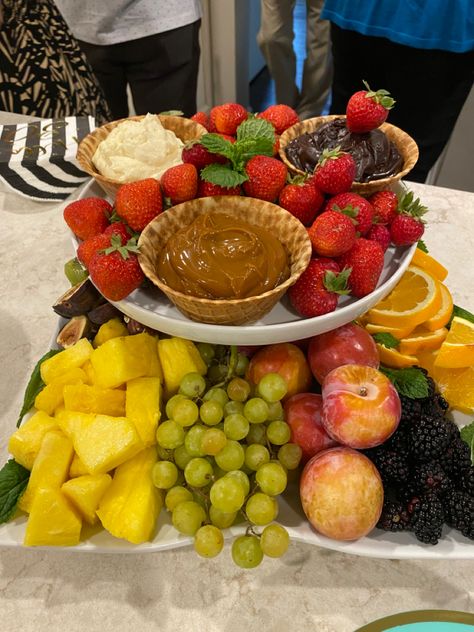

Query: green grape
left=224, top=400, right=245, bottom=416
left=266, top=400, right=284, bottom=421
left=245, top=492, right=278, bottom=526
left=266, top=420, right=291, bottom=446
left=223, top=413, right=249, bottom=441
left=243, top=397, right=269, bottom=424
left=64, top=257, right=88, bottom=286
left=165, top=485, right=193, bottom=511
left=257, top=372, right=288, bottom=403
left=215, top=440, right=245, bottom=471
left=260, top=523, right=290, bottom=557
left=196, top=342, right=215, bottom=366
left=226, top=377, right=251, bottom=402
left=171, top=500, right=206, bottom=536
left=203, top=387, right=229, bottom=407
left=210, top=476, right=245, bottom=513
left=179, top=372, right=207, bottom=398
left=184, top=424, right=207, bottom=457
left=152, top=461, right=178, bottom=489
left=199, top=400, right=224, bottom=426
left=156, top=420, right=185, bottom=449
left=194, top=524, right=224, bottom=558
left=184, top=457, right=214, bottom=488
left=225, top=470, right=250, bottom=497
left=201, top=427, right=227, bottom=455
left=234, top=353, right=250, bottom=377
left=256, top=462, right=287, bottom=496
left=206, top=364, right=228, bottom=383
left=244, top=443, right=270, bottom=471
left=246, top=424, right=267, bottom=445
left=278, top=443, right=302, bottom=470
left=209, top=505, right=237, bottom=529
left=213, top=464, right=228, bottom=480
left=173, top=444, right=193, bottom=470
left=156, top=445, right=173, bottom=461
left=165, top=394, right=187, bottom=420
left=231, top=535, right=263, bottom=569
left=172, top=398, right=199, bottom=427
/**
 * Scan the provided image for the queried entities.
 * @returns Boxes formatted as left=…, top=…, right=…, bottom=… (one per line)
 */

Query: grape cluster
left=151, top=347, right=301, bottom=568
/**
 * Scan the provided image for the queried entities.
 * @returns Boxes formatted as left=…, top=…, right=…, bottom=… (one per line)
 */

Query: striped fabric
left=0, top=116, right=95, bottom=202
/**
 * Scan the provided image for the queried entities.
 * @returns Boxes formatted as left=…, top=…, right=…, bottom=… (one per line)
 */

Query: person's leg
left=297, top=0, right=333, bottom=118
left=125, top=21, right=201, bottom=118
left=77, top=40, right=129, bottom=120
left=257, top=0, right=299, bottom=107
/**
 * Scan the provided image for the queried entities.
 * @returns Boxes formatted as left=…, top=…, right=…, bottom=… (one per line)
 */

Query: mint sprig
left=200, top=163, right=248, bottom=188
left=460, top=421, right=474, bottom=465
left=17, top=349, right=61, bottom=427
left=379, top=366, right=429, bottom=399
left=0, top=459, right=30, bottom=523
left=372, top=332, right=400, bottom=349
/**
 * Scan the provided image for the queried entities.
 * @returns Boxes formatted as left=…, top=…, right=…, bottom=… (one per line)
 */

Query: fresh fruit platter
left=0, top=86, right=472, bottom=566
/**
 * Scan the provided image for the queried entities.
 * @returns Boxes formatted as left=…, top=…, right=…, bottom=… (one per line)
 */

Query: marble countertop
left=0, top=178, right=473, bottom=632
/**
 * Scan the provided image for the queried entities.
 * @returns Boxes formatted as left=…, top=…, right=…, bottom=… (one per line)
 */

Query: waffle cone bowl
left=76, top=114, right=207, bottom=199
left=279, top=114, right=419, bottom=195
left=138, top=196, right=312, bottom=326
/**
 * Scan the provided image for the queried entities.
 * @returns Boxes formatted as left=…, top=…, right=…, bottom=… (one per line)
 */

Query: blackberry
left=399, top=396, right=422, bottom=426
left=459, top=467, right=474, bottom=496
left=410, top=461, right=453, bottom=497
left=408, top=413, right=451, bottom=462
left=443, top=490, right=474, bottom=540
left=377, top=500, right=411, bottom=532
left=365, top=447, right=410, bottom=485
left=439, top=437, right=472, bottom=482
left=411, top=493, right=445, bottom=545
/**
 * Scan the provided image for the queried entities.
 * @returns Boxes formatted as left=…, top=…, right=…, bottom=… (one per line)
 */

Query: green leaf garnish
left=17, top=349, right=61, bottom=427
left=379, top=366, right=429, bottom=399
left=417, top=239, right=428, bottom=253
left=448, top=304, right=474, bottom=328
left=460, top=421, right=474, bottom=465
left=200, top=163, right=248, bottom=188
left=0, top=459, right=30, bottom=523
left=200, top=133, right=235, bottom=160
left=237, top=118, right=275, bottom=143
left=372, top=332, right=400, bottom=349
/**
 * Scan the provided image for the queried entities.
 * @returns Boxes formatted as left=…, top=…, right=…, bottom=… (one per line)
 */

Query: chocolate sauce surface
left=285, top=118, right=404, bottom=182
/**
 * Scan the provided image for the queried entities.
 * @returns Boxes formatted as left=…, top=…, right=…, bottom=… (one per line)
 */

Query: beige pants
left=257, top=0, right=332, bottom=118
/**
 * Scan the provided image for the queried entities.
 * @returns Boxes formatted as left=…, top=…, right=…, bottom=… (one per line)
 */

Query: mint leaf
left=460, top=421, right=474, bottom=464
left=232, top=137, right=274, bottom=168
left=236, top=118, right=275, bottom=143
left=417, top=240, right=428, bottom=253
left=200, top=133, right=235, bottom=160
left=200, top=163, right=248, bottom=188
left=449, top=304, right=474, bottom=328
left=379, top=366, right=429, bottom=399
left=0, top=460, right=30, bottom=523
left=372, top=332, right=400, bottom=349
left=17, top=349, right=61, bottom=427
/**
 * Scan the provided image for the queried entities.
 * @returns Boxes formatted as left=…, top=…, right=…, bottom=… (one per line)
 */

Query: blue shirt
left=321, top=0, right=474, bottom=52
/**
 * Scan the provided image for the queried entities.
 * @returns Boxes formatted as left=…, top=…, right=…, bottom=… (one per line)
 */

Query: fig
left=53, top=279, right=102, bottom=318
left=56, top=315, right=92, bottom=348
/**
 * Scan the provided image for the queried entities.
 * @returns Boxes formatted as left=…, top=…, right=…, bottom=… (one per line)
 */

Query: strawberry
left=77, top=223, right=131, bottom=269
left=367, top=224, right=391, bottom=252
left=197, top=180, right=241, bottom=197
left=278, top=176, right=324, bottom=225
left=308, top=209, right=356, bottom=257
left=161, top=163, right=198, bottom=205
left=338, top=238, right=385, bottom=297
left=182, top=141, right=227, bottom=171
left=288, top=258, right=350, bottom=318
left=191, top=111, right=210, bottom=130
left=257, top=104, right=299, bottom=135
left=346, top=81, right=395, bottom=133
left=210, top=103, right=248, bottom=136
left=104, top=221, right=133, bottom=242
left=312, top=148, right=356, bottom=195
left=324, top=192, right=374, bottom=235
left=369, top=189, right=398, bottom=225
left=242, top=155, right=288, bottom=201
left=115, top=178, right=163, bottom=232
left=389, top=190, right=427, bottom=246
left=88, top=235, right=144, bottom=302
left=63, top=197, right=112, bottom=240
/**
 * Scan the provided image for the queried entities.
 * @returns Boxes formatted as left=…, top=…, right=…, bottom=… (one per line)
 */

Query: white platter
left=71, top=179, right=417, bottom=346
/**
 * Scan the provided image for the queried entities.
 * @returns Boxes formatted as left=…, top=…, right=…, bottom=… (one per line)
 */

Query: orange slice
left=431, top=364, right=474, bottom=414
left=367, top=265, right=442, bottom=329
left=424, top=282, right=453, bottom=331
left=434, top=316, right=474, bottom=368
left=376, top=343, right=418, bottom=368
left=364, top=322, right=415, bottom=339
left=411, top=248, right=448, bottom=281
left=398, top=326, right=448, bottom=355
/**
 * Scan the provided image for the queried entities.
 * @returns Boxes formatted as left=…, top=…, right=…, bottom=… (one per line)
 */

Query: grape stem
left=213, top=345, right=238, bottom=388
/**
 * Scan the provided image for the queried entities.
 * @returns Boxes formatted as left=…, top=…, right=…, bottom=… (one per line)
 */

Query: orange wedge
left=367, top=265, right=442, bottom=329
left=376, top=344, right=418, bottom=368
left=434, top=316, right=474, bottom=368
left=364, top=322, right=415, bottom=339
left=431, top=364, right=474, bottom=414
left=411, top=248, right=448, bottom=281
left=398, top=326, right=448, bottom=355
left=424, top=282, right=453, bottom=331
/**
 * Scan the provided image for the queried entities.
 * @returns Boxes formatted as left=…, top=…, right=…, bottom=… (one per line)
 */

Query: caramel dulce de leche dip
left=156, top=212, right=290, bottom=299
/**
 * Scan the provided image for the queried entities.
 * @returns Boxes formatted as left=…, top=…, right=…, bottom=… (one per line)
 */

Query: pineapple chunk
left=96, top=447, right=162, bottom=544
left=157, top=337, right=207, bottom=396
left=24, top=488, right=82, bottom=547
left=62, top=473, right=112, bottom=524
left=56, top=410, right=143, bottom=475
left=63, top=383, right=126, bottom=417
left=69, top=453, right=89, bottom=478
left=126, top=377, right=162, bottom=446
left=8, top=410, right=59, bottom=470
left=34, top=367, right=87, bottom=415
left=82, top=360, right=96, bottom=385
left=40, top=338, right=93, bottom=384
left=93, top=318, right=128, bottom=347
left=90, top=333, right=163, bottom=389
left=18, top=429, right=74, bottom=513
